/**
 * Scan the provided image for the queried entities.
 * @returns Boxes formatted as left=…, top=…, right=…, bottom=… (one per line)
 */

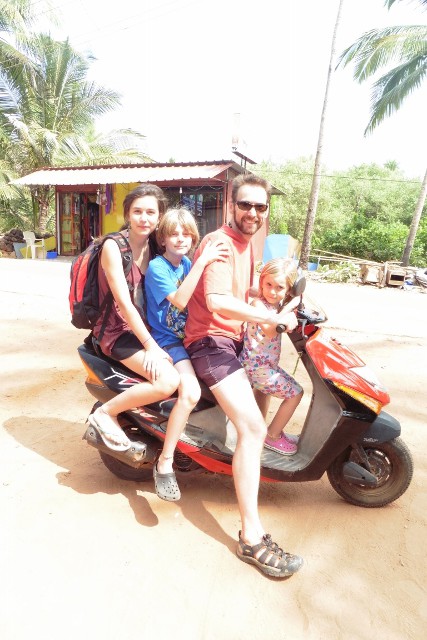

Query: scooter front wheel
left=327, top=437, right=413, bottom=508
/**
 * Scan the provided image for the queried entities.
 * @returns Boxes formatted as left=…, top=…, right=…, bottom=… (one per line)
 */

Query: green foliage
left=0, top=12, right=149, bottom=233
left=322, top=217, right=410, bottom=262
left=255, top=158, right=425, bottom=264
left=315, top=261, right=360, bottom=283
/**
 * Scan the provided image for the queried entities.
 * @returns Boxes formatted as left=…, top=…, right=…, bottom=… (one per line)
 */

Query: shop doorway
left=59, top=191, right=100, bottom=255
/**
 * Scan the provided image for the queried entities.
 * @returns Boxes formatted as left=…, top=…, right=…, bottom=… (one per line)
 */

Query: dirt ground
left=1, top=257, right=426, bottom=640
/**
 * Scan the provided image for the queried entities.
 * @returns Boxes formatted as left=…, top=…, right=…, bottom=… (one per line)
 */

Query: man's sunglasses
left=236, top=201, right=268, bottom=214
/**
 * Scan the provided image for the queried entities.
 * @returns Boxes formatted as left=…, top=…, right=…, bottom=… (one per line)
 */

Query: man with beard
left=184, top=173, right=303, bottom=578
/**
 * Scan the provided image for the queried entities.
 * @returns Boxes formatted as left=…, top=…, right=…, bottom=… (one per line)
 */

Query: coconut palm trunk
left=401, top=167, right=427, bottom=266
left=299, top=0, right=344, bottom=270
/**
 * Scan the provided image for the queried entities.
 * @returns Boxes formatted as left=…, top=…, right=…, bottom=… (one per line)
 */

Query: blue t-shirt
left=145, top=255, right=192, bottom=348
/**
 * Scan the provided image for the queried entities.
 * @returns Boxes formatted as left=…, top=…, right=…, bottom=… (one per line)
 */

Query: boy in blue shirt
left=145, top=208, right=227, bottom=501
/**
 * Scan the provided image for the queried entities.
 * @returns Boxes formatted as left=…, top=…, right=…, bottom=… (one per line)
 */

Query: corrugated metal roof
left=11, top=161, right=237, bottom=186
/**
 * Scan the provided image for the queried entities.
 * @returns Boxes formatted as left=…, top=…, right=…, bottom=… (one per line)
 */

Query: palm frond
left=365, top=54, right=427, bottom=132
left=338, top=25, right=427, bottom=81
left=385, top=0, right=427, bottom=9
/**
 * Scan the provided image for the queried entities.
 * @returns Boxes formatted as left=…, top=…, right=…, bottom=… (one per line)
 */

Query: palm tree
left=0, top=32, right=148, bottom=232
left=338, top=0, right=427, bottom=266
left=299, top=0, right=345, bottom=270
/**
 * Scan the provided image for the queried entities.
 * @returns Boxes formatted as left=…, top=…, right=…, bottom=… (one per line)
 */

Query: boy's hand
left=198, top=239, right=229, bottom=267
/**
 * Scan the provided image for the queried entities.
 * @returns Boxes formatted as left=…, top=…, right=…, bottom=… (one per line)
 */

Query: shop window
left=163, top=187, right=223, bottom=238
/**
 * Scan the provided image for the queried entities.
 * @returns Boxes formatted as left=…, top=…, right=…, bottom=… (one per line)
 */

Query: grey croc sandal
left=153, top=463, right=181, bottom=501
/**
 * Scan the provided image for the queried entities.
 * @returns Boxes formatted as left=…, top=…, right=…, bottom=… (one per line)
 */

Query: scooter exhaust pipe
left=82, top=423, right=156, bottom=469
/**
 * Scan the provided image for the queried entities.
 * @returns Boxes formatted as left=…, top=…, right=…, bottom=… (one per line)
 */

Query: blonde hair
left=156, top=208, right=200, bottom=254
left=258, top=258, right=298, bottom=305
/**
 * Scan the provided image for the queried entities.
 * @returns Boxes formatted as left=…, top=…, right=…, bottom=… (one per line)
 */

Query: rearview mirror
left=289, top=269, right=306, bottom=298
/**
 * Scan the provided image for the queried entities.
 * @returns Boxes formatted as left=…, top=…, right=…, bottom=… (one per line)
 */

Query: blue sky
left=40, top=0, right=426, bottom=177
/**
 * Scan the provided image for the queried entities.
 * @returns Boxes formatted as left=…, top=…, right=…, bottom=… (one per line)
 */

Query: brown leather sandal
left=236, top=532, right=303, bottom=578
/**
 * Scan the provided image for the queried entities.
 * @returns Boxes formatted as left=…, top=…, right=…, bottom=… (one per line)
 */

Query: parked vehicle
left=79, top=279, right=413, bottom=508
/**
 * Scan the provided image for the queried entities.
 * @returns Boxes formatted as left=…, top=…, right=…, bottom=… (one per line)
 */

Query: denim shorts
left=186, top=336, right=243, bottom=389
left=163, top=342, right=190, bottom=365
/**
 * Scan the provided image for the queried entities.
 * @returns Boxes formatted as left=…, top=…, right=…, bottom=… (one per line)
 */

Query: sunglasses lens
left=237, top=201, right=268, bottom=213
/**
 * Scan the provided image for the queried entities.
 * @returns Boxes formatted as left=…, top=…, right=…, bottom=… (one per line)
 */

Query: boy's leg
left=157, top=359, right=201, bottom=474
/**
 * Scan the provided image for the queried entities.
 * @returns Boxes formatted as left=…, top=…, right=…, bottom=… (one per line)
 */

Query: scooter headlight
left=334, top=383, right=383, bottom=414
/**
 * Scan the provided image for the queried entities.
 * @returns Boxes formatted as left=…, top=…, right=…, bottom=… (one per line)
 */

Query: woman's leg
left=157, top=359, right=201, bottom=474
left=91, top=352, right=180, bottom=448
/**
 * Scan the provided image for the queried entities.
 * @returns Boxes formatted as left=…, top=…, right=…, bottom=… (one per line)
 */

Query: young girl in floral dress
left=239, top=258, right=303, bottom=455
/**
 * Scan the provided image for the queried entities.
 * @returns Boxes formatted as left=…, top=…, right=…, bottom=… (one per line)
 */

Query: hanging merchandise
left=105, top=184, right=113, bottom=213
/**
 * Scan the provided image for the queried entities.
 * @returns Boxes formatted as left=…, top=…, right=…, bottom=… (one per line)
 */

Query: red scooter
left=79, top=278, right=413, bottom=508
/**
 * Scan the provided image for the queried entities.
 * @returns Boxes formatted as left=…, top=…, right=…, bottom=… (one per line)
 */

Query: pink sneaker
left=264, top=432, right=298, bottom=456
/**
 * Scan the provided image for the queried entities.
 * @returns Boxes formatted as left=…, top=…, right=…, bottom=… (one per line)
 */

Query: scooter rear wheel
left=99, top=450, right=155, bottom=481
left=327, top=437, right=413, bottom=507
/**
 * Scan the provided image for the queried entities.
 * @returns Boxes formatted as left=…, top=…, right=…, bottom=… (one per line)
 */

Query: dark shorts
left=110, top=332, right=142, bottom=361
left=186, top=336, right=243, bottom=389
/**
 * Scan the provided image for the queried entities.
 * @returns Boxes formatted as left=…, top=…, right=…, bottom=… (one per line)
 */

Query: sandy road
left=1, top=257, right=426, bottom=640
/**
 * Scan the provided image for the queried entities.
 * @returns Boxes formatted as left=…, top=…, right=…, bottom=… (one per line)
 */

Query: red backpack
left=69, top=232, right=133, bottom=331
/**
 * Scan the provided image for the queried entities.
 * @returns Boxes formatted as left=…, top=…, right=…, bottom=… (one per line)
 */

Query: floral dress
left=239, top=300, right=302, bottom=399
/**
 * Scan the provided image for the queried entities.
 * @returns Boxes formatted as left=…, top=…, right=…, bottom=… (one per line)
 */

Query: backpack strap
left=97, top=232, right=134, bottom=342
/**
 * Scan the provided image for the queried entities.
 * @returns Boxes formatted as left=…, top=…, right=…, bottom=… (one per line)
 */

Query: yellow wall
left=101, top=183, right=139, bottom=235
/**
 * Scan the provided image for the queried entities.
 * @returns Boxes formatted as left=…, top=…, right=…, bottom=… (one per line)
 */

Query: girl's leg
left=267, top=390, right=303, bottom=439
left=157, top=359, right=201, bottom=474
left=253, top=389, right=271, bottom=419
left=91, top=352, right=180, bottom=448
left=252, top=366, right=303, bottom=440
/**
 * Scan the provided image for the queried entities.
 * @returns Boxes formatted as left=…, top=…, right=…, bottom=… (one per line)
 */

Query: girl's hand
left=143, top=341, right=172, bottom=380
left=198, top=239, right=229, bottom=267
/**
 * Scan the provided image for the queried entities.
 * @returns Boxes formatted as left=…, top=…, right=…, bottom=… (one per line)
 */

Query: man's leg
left=211, top=369, right=266, bottom=545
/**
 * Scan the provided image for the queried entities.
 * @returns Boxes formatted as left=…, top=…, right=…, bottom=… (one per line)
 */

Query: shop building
left=13, top=160, right=281, bottom=260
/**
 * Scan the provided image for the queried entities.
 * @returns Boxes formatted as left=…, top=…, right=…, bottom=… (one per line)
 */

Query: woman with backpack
left=88, top=184, right=180, bottom=452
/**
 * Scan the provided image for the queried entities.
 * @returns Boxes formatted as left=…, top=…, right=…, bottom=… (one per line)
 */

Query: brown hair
left=231, top=173, right=272, bottom=203
left=156, top=208, right=200, bottom=254
left=122, top=184, right=168, bottom=223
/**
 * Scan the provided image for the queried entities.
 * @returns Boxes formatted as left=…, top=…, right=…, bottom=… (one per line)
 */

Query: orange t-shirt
left=183, top=225, right=253, bottom=347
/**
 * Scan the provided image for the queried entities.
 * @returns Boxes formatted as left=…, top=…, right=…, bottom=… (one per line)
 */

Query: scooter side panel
left=306, top=329, right=390, bottom=406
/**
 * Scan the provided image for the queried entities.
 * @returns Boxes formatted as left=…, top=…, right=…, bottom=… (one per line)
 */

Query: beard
left=233, top=215, right=263, bottom=236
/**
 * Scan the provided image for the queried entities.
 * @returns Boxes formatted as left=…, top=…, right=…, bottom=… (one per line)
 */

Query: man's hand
left=275, top=310, right=298, bottom=332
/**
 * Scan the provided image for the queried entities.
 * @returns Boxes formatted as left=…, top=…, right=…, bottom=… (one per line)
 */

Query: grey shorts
left=186, top=336, right=243, bottom=389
